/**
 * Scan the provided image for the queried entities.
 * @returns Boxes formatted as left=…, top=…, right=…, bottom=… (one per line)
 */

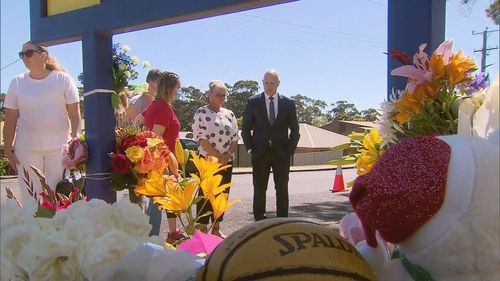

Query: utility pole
left=473, top=27, right=499, bottom=74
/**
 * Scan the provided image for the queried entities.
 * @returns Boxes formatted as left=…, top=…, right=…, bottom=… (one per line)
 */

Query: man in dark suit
left=242, top=69, right=300, bottom=221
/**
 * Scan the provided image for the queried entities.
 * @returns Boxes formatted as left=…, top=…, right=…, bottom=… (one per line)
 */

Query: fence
left=234, top=144, right=341, bottom=167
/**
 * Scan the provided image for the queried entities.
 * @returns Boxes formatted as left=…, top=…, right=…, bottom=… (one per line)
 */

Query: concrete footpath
left=0, top=164, right=354, bottom=179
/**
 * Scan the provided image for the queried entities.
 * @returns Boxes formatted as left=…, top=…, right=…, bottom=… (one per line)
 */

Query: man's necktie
left=269, top=96, right=276, bottom=125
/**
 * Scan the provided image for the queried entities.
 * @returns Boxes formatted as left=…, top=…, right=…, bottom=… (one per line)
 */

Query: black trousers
left=196, top=162, right=233, bottom=224
left=252, top=146, right=290, bottom=220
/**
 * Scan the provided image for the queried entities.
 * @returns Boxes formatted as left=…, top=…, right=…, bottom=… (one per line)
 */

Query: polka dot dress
left=192, top=105, right=240, bottom=157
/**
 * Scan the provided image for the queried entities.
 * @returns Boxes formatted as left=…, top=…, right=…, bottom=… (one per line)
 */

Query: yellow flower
left=174, top=139, right=187, bottom=168
left=134, top=169, right=167, bottom=197
left=447, top=51, right=477, bottom=86
left=154, top=180, right=198, bottom=212
left=356, top=129, right=386, bottom=176
left=125, top=145, right=144, bottom=163
left=190, top=152, right=230, bottom=182
left=122, top=45, right=131, bottom=52
left=131, top=56, right=139, bottom=65
left=199, top=174, right=232, bottom=199
left=210, top=193, right=240, bottom=222
left=147, top=137, right=164, bottom=148
left=124, top=71, right=132, bottom=78
left=429, top=54, right=446, bottom=80
left=393, top=90, right=425, bottom=125
left=143, top=61, right=151, bottom=68
left=414, top=82, right=438, bottom=100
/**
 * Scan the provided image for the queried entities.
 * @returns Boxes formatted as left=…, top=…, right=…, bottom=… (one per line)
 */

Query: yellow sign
left=47, top=0, right=100, bottom=16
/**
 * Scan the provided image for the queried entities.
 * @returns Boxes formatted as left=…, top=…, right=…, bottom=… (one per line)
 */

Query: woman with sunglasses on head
left=135, top=71, right=184, bottom=244
left=3, top=42, right=81, bottom=200
left=192, top=80, right=239, bottom=237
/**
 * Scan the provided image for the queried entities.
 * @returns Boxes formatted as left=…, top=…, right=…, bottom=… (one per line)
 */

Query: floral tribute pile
left=0, top=198, right=164, bottom=281
left=111, top=124, right=239, bottom=238
left=331, top=39, right=491, bottom=178
left=110, top=125, right=171, bottom=203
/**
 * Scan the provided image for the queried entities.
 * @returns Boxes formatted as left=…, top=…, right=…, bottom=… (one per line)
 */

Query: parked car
left=179, top=138, right=199, bottom=176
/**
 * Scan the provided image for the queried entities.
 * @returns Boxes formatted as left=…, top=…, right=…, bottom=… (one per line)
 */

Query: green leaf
left=328, top=157, right=356, bottom=166
left=35, top=205, right=55, bottom=218
left=330, top=143, right=352, bottom=152
left=111, top=92, right=120, bottom=109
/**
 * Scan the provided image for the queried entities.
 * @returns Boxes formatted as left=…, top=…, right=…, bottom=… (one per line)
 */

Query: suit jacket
left=242, top=92, right=300, bottom=159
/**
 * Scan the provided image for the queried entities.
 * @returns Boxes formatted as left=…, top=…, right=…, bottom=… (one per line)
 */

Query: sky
left=1, top=0, right=499, bottom=111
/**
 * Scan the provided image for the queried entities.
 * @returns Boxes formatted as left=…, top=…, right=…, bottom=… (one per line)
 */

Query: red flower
left=121, top=135, right=147, bottom=151
left=390, top=49, right=412, bottom=65
left=41, top=200, right=56, bottom=212
left=112, top=154, right=132, bottom=174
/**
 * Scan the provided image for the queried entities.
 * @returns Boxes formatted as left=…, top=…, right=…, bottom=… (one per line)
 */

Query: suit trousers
left=252, top=146, right=290, bottom=220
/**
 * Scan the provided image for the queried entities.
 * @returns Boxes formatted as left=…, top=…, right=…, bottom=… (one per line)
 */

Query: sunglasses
left=18, top=49, right=41, bottom=59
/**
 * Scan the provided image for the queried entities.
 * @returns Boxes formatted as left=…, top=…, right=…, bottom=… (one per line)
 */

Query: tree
left=460, top=0, right=499, bottom=25
left=486, top=0, right=499, bottom=25
left=291, top=94, right=329, bottom=125
left=360, top=108, right=380, bottom=121
left=328, top=100, right=360, bottom=121
left=77, top=72, right=84, bottom=85
left=173, top=86, right=207, bottom=132
left=225, top=80, right=259, bottom=118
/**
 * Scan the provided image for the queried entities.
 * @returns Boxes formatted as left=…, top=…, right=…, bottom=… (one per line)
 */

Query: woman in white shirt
left=192, top=81, right=239, bottom=237
left=3, top=42, right=81, bottom=199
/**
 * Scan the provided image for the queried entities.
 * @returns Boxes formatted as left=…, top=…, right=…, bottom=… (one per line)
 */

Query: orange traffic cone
left=330, top=166, right=345, bottom=192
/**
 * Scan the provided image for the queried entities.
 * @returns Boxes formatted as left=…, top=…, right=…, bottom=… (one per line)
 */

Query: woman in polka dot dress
left=192, top=80, right=240, bottom=237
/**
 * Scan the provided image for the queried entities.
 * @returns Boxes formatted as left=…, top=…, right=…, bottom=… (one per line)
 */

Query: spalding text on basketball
left=272, top=232, right=362, bottom=258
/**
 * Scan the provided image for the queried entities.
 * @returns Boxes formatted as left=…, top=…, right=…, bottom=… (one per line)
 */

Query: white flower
left=131, top=56, right=139, bottom=65
left=1, top=225, right=34, bottom=280
left=80, top=229, right=141, bottom=280
left=378, top=100, right=398, bottom=145
left=17, top=227, right=81, bottom=281
left=119, top=62, right=127, bottom=71
left=142, top=61, right=151, bottom=68
left=111, top=199, right=151, bottom=239
left=124, top=70, right=132, bottom=78
left=54, top=199, right=114, bottom=236
left=122, top=45, right=131, bottom=52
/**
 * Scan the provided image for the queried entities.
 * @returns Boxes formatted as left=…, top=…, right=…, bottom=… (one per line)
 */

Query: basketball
left=197, top=218, right=377, bottom=281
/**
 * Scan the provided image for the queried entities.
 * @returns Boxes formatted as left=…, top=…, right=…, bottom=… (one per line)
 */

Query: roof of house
left=296, top=123, right=350, bottom=148
left=336, top=120, right=377, bottom=128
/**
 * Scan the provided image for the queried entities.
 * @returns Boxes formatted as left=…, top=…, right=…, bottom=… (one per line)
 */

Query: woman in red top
left=137, top=71, right=183, bottom=243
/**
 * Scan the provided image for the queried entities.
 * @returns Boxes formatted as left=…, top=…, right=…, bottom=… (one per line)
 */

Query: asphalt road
left=0, top=169, right=356, bottom=238
left=222, top=169, right=356, bottom=235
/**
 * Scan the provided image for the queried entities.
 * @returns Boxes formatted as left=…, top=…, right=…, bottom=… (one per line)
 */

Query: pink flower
left=433, top=39, right=453, bottom=64
left=62, top=137, right=88, bottom=169
left=391, top=43, right=433, bottom=92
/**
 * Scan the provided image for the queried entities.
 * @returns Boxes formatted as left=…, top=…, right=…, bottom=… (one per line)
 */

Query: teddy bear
left=345, top=131, right=499, bottom=281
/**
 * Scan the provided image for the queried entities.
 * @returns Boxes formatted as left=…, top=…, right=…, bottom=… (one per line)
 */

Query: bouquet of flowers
left=110, top=125, right=171, bottom=203
left=331, top=39, right=489, bottom=179
left=112, top=43, right=150, bottom=94
left=380, top=39, right=485, bottom=142
left=5, top=165, right=86, bottom=219
left=134, top=139, right=239, bottom=240
left=58, top=135, right=88, bottom=196
left=0, top=197, right=164, bottom=281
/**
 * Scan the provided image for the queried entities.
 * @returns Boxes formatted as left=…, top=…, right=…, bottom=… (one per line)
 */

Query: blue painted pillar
left=387, top=0, right=446, bottom=97
left=82, top=32, right=117, bottom=203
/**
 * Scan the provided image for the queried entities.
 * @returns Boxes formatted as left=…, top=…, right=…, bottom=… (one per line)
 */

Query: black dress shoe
left=255, top=216, right=267, bottom=221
